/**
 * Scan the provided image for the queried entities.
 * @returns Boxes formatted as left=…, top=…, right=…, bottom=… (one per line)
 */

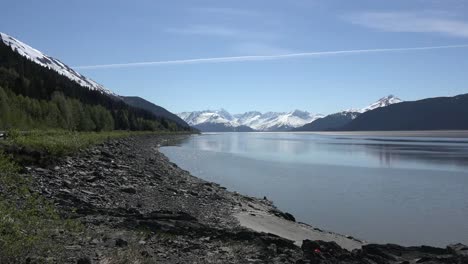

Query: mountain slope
left=294, top=111, right=360, bottom=131
left=179, top=109, right=236, bottom=126
left=239, top=110, right=323, bottom=131
left=295, top=95, right=402, bottom=131
left=193, top=123, right=255, bottom=132
left=343, top=94, right=468, bottom=131
left=0, top=32, right=189, bottom=132
left=121, top=96, right=189, bottom=127
left=0, top=32, right=115, bottom=96
left=360, top=95, right=403, bottom=112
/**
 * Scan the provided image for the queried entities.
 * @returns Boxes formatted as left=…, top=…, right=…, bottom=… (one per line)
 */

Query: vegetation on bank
left=0, top=151, right=82, bottom=263
left=0, top=38, right=195, bottom=262
left=0, top=130, right=184, bottom=263
left=1, top=129, right=173, bottom=157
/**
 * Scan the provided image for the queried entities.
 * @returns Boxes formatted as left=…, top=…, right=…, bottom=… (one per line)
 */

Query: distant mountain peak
left=0, top=32, right=116, bottom=96
left=291, top=109, right=308, bottom=115
left=361, top=95, right=402, bottom=113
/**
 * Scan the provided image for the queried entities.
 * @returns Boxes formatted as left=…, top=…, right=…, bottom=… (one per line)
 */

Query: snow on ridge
left=0, top=32, right=116, bottom=96
left=177, top=109, right=322, bottom=131
left=179, top=96, right=403, bottom=131
left=360, top=95, right=402, bottom=113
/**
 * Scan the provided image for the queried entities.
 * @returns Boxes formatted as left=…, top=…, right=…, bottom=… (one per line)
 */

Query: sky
left=2, top=0, right=468, bottom=115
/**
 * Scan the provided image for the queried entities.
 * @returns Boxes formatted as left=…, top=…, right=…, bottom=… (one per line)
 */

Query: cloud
left=347, top=11, right=468, bottom=38
left=73, top=44, right=468, bottom=70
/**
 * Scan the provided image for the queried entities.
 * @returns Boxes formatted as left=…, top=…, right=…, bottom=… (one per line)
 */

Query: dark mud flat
left=28, top=135, right=468, bottom=263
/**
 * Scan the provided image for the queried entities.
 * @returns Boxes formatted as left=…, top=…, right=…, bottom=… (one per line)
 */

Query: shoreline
left=158, top=134, right=364, bottom=250
left=23, top=134, right=468, bottom=263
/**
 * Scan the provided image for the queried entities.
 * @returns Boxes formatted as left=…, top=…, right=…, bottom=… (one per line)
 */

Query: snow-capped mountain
left=178, top=110, right=323, bottom=132
left=295, top=95, right=403, bottom=131
left=0, top=32, right=115, bottom=96
left=182, top=96, right=404, bottom=132
left=237, top=110, right=323, bottom=131
left=360, top=95, right=402, bottom=113
left=178, top=109, right=238, bottom=126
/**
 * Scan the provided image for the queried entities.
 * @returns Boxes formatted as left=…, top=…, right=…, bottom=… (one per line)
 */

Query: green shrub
left=0, top=151, right=82, bottom=263
left=4, top=129, right=152, bottom=156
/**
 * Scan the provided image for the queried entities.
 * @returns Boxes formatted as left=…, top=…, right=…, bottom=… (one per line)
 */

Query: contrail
left=73, top=44, right=468, bottom=69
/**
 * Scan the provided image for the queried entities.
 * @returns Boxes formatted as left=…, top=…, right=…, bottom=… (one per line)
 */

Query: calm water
left=160, top=132, right=468, bottom=246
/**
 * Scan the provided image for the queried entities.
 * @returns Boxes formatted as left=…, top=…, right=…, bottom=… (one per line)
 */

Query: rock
left=59, top=188, right=72, bottom=194
left=35, top=168, right=50, bottom=174
left=167, top=187, right=178, bottom=193
left=81, top=190, right=96, bottom=195
left=115, top=238, right=128, bottom=247
left=63, top=180, right=73, bottom=188
left=76, top=257, right=92, bottom=264
left=85, top=176, right=98, bottom=182
left=141, top=250, right=150, bottom=258
left=120, top=186, right=137, bottom=194
left=448, top=243, right=468, bottom=256
left=269, top=209, right=296, bottom=222
left=77, top=171, right=87, bottom=177
left=301, top=240, right=354, bottom=263
left=65, top=245, right=82, bottom=250
left=100, top=150, right=114, bottom=158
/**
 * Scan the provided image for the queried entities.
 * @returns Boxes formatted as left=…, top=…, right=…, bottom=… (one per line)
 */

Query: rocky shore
left=26, top=134, right=468, bottom=263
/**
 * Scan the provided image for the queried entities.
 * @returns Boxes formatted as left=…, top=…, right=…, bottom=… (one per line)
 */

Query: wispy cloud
left=73, top=44, right=468, bottom=70
left=347, top=11, right=468, bottom=38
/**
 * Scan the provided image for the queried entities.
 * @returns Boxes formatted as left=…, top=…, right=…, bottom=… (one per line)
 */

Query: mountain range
left=178, top=110, right=324, bottom=132
left=180, top=95, right=403, bottom=132
left=3, top=31, right=468, bottom=133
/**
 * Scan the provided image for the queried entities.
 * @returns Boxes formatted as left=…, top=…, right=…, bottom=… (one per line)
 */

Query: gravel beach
left=25, top=134, right=468, bottom=263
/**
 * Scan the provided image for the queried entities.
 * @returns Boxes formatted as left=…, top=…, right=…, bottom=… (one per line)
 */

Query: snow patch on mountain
left=0, top=32, right=116, bottom=96
left=180, top=96, right=403, bottom=132
left=335, top=95, right=403, bottom=119
left=360, top=95, right=402, bottom=113
left=178, top=110, right=323, bottom=131
left=178, top=109, right=238, bottom=127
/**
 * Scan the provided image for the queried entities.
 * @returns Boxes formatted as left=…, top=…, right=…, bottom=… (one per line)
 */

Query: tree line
left=0, top=86, right=170, bottom=131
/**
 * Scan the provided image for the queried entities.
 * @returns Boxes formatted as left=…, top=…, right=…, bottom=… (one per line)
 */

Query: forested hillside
left=294, top=111, right=360, bottom=131
left=0, top=41, right=190, bottom=132
left=342, top=94, right=468, bottom=131
left=121, top=96, right=189, bottom=127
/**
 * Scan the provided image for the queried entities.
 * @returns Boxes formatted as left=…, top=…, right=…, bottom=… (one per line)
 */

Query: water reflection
left=172, top=133, right=468, bottom=171
left=160, top=132, right=468, bottom=246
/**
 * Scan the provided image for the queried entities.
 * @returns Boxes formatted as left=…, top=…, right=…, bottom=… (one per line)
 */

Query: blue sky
left=2, top=0, right=468, bottom=114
